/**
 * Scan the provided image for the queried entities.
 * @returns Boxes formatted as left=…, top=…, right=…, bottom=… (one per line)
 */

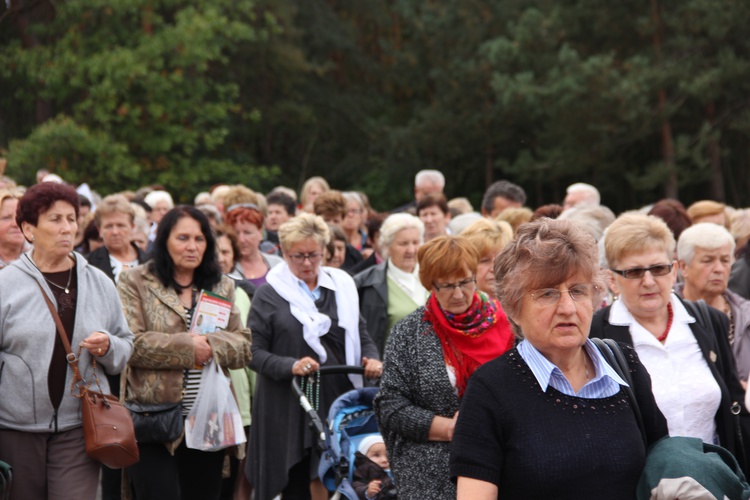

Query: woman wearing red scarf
left=374, top=236, right=514, bottom=499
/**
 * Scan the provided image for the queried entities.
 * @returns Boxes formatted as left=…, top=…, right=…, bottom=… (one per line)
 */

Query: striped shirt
left=182, top=306, right=202, bottom=415
left=517, top=339, right=627, bottom=398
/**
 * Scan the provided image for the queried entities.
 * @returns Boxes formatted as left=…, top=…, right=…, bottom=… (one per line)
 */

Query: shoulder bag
left=38, top=282, right=139, bottom=469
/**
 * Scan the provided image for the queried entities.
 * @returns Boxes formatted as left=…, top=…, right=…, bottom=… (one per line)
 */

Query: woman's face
left=216, top=234, right=235, bottom=274
left=0, top=198, right=24, bottom=249
left=99, top=212, right=134, bottom=253
left=166, top=216, right=207, bottom=275
left=151, top=200, right=171, bottom=224
left=388, top=227, right=420, bottom=273
left=285, top=238, right=324, bottom=287
left=432, top=268, right=476, bottom=315
left=476, top=247, right=502, bottom=295
left=680, top=244, right=732, bottom=299
left=327, top=240, right=346, bottom=268
left=609, top=248, right=676, bottom=323
left=343, top=200, right=362, bottom=232
left=234, top=220, right=262, bottom=258
left=513, top=273, right=595, bottom=356
left=23, top=201, right=78, bottom=261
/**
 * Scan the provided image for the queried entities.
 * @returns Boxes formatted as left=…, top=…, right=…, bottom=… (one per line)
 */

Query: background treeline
left=2, top=0, right=750, bottom=212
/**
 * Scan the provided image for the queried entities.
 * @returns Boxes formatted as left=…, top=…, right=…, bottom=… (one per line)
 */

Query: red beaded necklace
left=656, top=303, right=674, bottom=343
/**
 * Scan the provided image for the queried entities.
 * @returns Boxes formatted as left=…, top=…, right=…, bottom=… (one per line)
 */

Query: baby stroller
left=292, top=365, right=385, bottom=500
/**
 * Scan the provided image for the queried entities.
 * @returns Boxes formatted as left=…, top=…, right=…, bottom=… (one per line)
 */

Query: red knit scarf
left=424, top=291, right=514, bottom=397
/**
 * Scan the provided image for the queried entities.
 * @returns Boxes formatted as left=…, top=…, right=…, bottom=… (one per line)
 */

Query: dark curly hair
left=148, top=206, right=222, bottom=292
left=16, top=182, right=79, bottom=230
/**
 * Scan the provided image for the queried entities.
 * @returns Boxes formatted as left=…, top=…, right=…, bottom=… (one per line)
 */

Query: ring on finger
left=305, top=363, right=311, bottom=370
left=98, top=348, right=102, bottom=354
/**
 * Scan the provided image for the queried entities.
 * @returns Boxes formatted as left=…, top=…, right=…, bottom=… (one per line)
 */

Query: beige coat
left=117, top=265, right=252, bottom=453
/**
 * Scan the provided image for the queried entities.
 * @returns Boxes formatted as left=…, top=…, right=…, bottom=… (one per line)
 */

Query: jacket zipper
left=49, top=409, right=59, bottom=433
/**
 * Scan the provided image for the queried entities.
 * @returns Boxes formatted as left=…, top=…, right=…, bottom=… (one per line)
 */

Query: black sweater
left=450, top=348, right=668, bottom=500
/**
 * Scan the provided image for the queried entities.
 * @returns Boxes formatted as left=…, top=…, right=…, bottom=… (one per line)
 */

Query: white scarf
left=266, top=263, right=363, bottom=388
left=387, top=259, right=428, bottom=306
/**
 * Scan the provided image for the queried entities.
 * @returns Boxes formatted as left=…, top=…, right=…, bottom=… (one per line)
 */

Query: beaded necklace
left=656, top=303, right=674, bottom=343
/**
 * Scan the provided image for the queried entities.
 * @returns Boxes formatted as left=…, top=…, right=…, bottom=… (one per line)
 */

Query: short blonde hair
left=687, top=200, right=729, bottom=229
left=495, top=207, right=533, bottom=233
left=0, top=188, right=23, bottom=207
left=461, top=218, right=512, bottom=258
left=222, top=185, right=259, bottom=209
left=300, top=177, right=330, bottom=206
left=418, top=236, right=479, bottom=290
left=603, top=213, right=675, bottom=268
left=278, top=213, right=330, bottom=253
left=95, top=194, right=135, bottom=226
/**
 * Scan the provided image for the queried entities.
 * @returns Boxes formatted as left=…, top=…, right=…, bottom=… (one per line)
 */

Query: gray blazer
left=353, top=261, right=388, bottom=355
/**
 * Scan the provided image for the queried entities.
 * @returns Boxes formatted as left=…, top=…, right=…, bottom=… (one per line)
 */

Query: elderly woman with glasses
left=451, top=218, right=668, bottom=500
left=245, top=213, right=380, bottom=500
left=374, top=235, right=514, bottom=499
left=589, top=213, right=745, bottom=466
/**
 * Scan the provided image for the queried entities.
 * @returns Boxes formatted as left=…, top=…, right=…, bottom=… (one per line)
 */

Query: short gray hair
left=415, top=169, right=445, bottom=190
left=144, top=190, right=174, bottom=209
left=677, top=222, right=735, bottom=265
left=279, top=213, right=330, bottom=253
left=558, top=205, right=615, bottom=242
left=379, top=213, right=424, bottom=259
left=566, top=183, right=600, bottom=206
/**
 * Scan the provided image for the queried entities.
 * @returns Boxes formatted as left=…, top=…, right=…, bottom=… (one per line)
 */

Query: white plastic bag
left=185, top=362, right=247, bottom=451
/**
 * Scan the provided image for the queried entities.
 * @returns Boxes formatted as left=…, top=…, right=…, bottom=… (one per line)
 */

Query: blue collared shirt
left=294, top=268, right=337, bottom=302
left=517, top=339, right=628, bottom=398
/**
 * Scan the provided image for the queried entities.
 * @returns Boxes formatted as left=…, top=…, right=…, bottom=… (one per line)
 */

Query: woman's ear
left=608, top=271, right=619, bottom=297
left=20, top=221, right=34, bottom=243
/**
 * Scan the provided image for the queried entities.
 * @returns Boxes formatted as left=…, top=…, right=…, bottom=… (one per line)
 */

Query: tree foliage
left=2, top=0, right=750, bottom=210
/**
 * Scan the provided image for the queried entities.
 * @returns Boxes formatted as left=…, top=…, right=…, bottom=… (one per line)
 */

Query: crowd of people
left=2, top=168, right=750, bottom=499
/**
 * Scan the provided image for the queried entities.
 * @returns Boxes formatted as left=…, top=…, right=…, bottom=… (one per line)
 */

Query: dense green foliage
left=2, top=0, right=750, bottom=211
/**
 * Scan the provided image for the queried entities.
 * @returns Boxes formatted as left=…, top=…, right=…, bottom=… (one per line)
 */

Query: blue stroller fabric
left=318, top=387, right=381, bottom=499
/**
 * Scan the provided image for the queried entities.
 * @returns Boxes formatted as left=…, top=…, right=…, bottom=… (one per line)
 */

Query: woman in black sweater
left=450, top=218, right=668, bottom=499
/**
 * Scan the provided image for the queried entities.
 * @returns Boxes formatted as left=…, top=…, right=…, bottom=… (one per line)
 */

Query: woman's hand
left=362, top=356, right=383, bottom=378
left=428, top=411, right=459, bottom=442
left=366, top=479, right=383, bottom=498
left=292, top=356, right=320, bottom=376
left=191, top=333, right=213, bottom=365
left=80, top=332, right=110, bottom=357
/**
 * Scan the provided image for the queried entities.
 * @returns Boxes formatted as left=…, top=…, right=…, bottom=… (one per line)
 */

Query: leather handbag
left=38, top=282, right=139, bottom=469
left=124, top=401, right=183, bottom=444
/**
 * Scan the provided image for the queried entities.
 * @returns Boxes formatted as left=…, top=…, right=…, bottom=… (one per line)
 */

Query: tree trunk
left=706, top=101, right=724, bottom=201
left=651, top=0, right=677, bottom=199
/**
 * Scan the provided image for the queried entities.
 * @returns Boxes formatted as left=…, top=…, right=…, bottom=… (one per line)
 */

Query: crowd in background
left=2, top=167, right=750, bottom=499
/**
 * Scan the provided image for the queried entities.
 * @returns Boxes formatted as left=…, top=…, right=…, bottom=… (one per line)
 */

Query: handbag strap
left=35, top=281, right=99, bottom=397
left=590, top=337, right=647, bottom=448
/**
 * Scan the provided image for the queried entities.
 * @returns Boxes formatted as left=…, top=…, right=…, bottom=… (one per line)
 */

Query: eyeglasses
left=529, top=284, right=597, bottom=307
left=288, top=252, right=323, bottom=264
left=610, top=263, right=674, bottom=279
left=433, top=277, right=476, bottom=295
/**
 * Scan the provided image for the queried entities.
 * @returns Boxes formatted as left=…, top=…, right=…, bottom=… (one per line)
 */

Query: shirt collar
left=294, top=267, right=336, bottom=301
left=517, top=339, right=628, bottom=393
left=609, top=293, right=696, bottom=327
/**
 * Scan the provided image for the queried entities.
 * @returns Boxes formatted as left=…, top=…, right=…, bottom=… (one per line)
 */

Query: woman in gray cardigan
left=374, top=236, right=514, bottom=499
left=0, top=182, right=134, bottom=500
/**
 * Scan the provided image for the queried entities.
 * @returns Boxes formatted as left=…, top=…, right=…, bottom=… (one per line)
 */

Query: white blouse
left=609, top=294, right=721, bottom=445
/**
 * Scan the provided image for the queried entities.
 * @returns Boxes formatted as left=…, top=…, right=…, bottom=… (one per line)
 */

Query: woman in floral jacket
left=118, top=206, right=252, bottom=500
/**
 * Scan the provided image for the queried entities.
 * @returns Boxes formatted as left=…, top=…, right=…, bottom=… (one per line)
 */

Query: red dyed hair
left=17, top=182, right=79, bottom=228
left=225, top=206, right=264, bottom=229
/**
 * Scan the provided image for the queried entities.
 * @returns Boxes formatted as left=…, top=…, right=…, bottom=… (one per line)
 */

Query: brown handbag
left=38, top=282, right=140, bottom=469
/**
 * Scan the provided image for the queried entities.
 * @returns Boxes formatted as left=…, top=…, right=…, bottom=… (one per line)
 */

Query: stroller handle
left=292, top=365, right=370, bottom=451
left=317, top=365, right=365, bottom=376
